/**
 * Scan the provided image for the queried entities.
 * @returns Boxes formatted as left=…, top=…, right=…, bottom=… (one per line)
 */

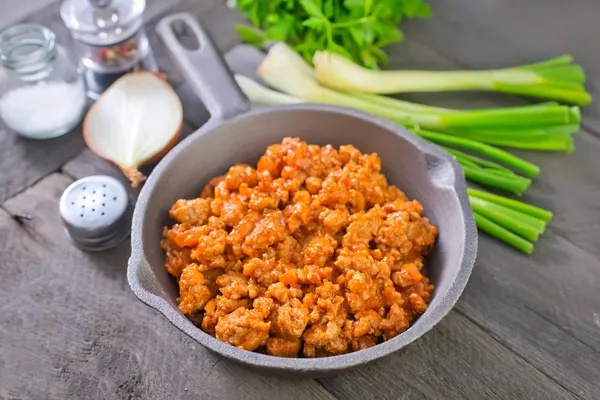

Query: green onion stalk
left=468, top=189, right=553, bottom=254
left=313, top=51, right=591, bottom=106
left=350, top=94, right=578, bottom=152
left=257, top=44, right=580, bottom=153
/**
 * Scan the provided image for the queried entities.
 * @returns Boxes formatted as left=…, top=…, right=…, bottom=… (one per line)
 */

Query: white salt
left=0, top=80, right=86, bottom=139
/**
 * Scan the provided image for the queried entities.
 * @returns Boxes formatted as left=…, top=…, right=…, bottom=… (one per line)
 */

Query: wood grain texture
left=456, top=242, right=600, bottom=399
left=0, top=123, right=85, bottom=204
left=319, top=311, right=577, bottom=400
left=0, top=174, right=336, bottom=400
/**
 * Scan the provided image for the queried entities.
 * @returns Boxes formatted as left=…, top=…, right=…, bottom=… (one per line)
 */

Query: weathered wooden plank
left=0, top=123, right=85, bottom=205
left=0, top=174, right=336, bottom=400
left=466, top=227, right=600, bottom=350
left=456, top=244, right=600, bottom=399
left=517, top=133, right=600, bottom=260
left=319, top=311, right=576, bottom=400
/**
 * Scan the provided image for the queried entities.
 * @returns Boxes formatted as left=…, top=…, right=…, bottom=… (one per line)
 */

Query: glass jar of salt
left=0, top=24, right=86, bottom=139
left=61, top=0, right=158, bottom=99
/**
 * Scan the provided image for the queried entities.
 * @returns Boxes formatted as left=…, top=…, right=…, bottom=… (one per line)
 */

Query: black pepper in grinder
left=60, top=0, right=158, bottom=99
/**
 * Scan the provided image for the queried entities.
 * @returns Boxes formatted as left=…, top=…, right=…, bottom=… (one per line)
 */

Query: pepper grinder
left=60, top=0, right=158, bottom=99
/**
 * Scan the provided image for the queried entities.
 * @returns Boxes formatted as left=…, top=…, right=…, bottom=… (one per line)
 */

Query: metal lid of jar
left=59, top=175, right=132, bottom=251
left=60, top=0, right=146, bottom=46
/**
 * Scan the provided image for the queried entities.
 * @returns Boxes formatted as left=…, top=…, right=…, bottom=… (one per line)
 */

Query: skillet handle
left=156, top=13, right=250, bottom=121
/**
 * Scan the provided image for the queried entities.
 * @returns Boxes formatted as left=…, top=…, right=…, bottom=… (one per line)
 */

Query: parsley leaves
left=233, top=0, right=431, bottom=69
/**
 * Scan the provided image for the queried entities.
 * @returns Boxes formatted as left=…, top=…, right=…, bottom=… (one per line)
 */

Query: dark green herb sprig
left=233, top=0, right=431, bottom=68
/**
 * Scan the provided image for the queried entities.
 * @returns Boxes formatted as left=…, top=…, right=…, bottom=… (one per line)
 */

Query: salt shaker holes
left=59, top=175, right=131, bottom=251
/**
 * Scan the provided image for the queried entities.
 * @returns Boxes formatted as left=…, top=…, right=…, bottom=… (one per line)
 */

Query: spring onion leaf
left=313, top=50, right=591, bottom=105
left=469, top=196, right=547, bottom=232
left=468, top=189, right=553, bottom=222
left=441, top=146, right=514, bottom=173
left=473, top=212, right=535, bottom=254
left=470, top=200, right=540, bottom=242
left=461, top=165, right=531, bottom=194
left=412, top=130, right=540, bottom=177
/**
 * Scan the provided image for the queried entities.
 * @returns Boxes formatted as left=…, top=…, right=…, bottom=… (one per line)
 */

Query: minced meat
left=161, top=138, right=437, bottom=357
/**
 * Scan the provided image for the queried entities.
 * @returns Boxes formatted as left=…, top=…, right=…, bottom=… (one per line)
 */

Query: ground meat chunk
left=266, top=338, right=302, bottom=357
left=224, top=164, right=258, bottom=190
left=169, top=198, right=211, bottom=226
left=243, top=210, right=286, bottom=254
left=275, top=235, right=302, bottom=265
left=380, top=304, right=410, bottom=340
left=215, top=308, right=271, bottom=351
left=342, top=207, right=385, bottom=250
left=202, top=296, right=251, bottom=335
left=344, top=270, right=383, bottom=312
left=178, top=264, right=212, bottom=315
left=305, top=176, right=322, bottom=194
left=303, top=234, right=337, bottom=267
left=285, top=190, right=313, bottom=232
left=190, top=229, right=227, bottom=267
left=270, top=299, right=310, bottom=340
left=351, top=335, right=377, bottom=351
left=227, top=211, right=261, bottom=250
left=253, top=296, right=275, bottom=318
left=220, top=200, right=246, bottom=226
left=162, top=138, right=437, bottom=357
left=319, top=209, right=349, bottom=234
left=161, top=226, right=193, bottom=278
left=216, top=273, right=251, bottom=299
left=392, top=263, right=423, bottom=288
left=303, top=320, right=349, bottom=357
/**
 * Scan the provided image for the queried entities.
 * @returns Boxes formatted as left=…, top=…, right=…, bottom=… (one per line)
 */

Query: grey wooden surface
left=1, top=1, right=599, bottom=399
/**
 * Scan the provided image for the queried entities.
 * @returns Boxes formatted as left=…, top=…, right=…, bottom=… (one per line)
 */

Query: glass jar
left=61, top=0, right=158, bottom=99
left=0, top=24, right=86, bottom=139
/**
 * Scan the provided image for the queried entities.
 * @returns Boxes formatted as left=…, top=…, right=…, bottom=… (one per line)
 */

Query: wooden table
left=1, top=1, right=599, bottom=399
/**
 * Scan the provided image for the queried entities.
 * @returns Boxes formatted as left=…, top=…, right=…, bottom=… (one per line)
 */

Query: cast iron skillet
left=127, top=13, right=478, bottom=377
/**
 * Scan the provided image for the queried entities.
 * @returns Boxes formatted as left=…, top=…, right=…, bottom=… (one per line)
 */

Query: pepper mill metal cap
left=59, top=175, right=132, bottom=251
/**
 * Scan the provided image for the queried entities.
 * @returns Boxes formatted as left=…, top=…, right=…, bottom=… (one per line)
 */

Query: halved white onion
left=84, top=72, right=183, bottom=187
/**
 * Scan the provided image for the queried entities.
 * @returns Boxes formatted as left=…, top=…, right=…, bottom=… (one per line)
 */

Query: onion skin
left=83, top=71, right=183, bottom=188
